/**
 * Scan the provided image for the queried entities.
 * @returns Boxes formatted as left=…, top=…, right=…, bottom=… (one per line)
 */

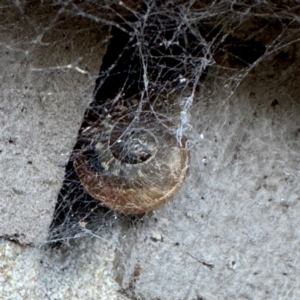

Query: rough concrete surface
left=0, top=0, right=108, bottom=245
left=0, top=236, right=130, bottom=300
left=117, top=44, right=300, bottom=299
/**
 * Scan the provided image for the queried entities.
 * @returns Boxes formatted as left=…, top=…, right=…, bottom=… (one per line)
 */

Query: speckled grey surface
left=0, top=0, right=108, bottom=245
left=0, top=236, right=130, bottom=300
left=117, top=45, right=300, bottom=299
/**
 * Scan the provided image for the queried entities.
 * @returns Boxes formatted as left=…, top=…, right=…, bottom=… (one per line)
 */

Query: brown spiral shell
left=74, top=109, right=189, bottom=215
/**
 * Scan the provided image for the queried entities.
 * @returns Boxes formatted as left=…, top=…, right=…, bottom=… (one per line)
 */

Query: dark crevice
left=48, top=26, right=135, bottom=245
left=48, top=18, right=201, bottom=243
left=1, top=234, right=34, bottom=248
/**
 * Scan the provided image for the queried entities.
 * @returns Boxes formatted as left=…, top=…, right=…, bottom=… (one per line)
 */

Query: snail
left=74, top=104, right=189, bottom=215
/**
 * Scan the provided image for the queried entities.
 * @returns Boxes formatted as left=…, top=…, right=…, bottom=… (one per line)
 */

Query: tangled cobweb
left=49, top=0, right=300, bottom=243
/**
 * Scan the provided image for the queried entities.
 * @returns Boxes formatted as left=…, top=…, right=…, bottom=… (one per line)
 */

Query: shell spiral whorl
left=74, top=107, right=189, bottom=215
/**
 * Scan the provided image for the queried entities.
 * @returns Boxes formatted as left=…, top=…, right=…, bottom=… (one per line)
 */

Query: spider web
left=48, top=0, right=300, bottom=243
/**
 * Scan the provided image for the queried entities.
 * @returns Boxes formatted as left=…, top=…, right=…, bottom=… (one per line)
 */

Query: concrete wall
left=0, top=0, right=108, bottom=245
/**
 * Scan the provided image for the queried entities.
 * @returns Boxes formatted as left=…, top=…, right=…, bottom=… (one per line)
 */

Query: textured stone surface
left=0, top=0, right=108, bottom=245
left=117, top=44, right=300, bottom=299
left=0, top=237, right=130, bottom=300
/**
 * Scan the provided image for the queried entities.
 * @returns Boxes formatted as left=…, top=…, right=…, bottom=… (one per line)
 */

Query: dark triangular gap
left=48, top=8, right=208, bottom=244
left=48, top=25, right=142, bottom=245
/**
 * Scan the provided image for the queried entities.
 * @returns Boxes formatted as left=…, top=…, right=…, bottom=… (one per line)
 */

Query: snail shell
left=74, top=110, right=189, bottom=214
